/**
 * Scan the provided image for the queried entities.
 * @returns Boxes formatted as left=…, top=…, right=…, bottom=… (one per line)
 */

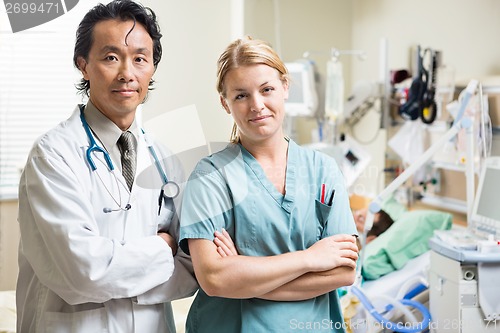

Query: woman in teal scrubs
left=180, top=36, right=359, bottom=333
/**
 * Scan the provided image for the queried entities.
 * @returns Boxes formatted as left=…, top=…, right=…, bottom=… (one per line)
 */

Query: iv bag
left=325, top=59, right=344, bottom=121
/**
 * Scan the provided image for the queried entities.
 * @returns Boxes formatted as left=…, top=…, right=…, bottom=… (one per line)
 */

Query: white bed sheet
left=362, top=251, right=430, bottom=299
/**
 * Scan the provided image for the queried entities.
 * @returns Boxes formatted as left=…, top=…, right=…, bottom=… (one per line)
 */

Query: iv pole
left=303, top=47, right=367, bottom=144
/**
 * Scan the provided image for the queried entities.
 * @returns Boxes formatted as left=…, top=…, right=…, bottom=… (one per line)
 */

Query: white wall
left=351, top=0, right=500, bottom=84
left=141, top=0, right=235, bottom=147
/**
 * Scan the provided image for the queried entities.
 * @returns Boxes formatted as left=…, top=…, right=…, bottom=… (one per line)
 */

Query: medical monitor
left=470, top=156, right=500, bottom=238
left=304, top=135, right=371, bottom=189
left=285, top=60, right=318, bottom=117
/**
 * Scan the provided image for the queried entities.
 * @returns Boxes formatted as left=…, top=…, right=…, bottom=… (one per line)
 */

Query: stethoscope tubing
left=79, top=105, right=179, bottom=200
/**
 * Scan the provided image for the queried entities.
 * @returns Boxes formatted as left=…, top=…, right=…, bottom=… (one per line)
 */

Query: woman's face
left=221, top=64, right=289, bottom=145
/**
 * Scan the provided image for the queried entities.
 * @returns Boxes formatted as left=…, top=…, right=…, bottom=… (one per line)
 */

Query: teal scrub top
left=180, top=139, right=357, bottom=333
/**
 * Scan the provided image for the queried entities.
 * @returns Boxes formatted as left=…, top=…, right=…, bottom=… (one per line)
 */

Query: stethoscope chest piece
left=162, top=181, right=180, bottom=199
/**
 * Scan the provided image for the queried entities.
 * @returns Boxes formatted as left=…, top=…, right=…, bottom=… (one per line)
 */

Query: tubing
left=386, top=282, right=428, bottom=315
left=350, top=286, right=431, bottom=333
left=453, top=79, right=478, bottom=125
left=372, top=294, right=419, bottom=327
left=396, top=276, right=429, bottom=301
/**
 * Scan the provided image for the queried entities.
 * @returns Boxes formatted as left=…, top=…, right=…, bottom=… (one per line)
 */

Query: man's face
left=77, top=19, right=155, bottom=130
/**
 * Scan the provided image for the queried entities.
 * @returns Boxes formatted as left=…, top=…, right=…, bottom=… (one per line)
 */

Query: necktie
left=117, top=131, right=137, bottom=191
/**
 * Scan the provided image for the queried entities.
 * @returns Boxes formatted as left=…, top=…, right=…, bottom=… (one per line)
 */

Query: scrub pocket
left=315, top=199, right=332, bottom=239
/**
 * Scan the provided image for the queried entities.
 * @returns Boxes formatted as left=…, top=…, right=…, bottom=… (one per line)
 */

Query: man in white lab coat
left=16, top=1, right=198, bottom=332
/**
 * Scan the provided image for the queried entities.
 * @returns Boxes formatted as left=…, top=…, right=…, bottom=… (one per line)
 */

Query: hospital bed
left=343, top=252, right=432, bottom=333
left=342, top=197, right=454, bottom=333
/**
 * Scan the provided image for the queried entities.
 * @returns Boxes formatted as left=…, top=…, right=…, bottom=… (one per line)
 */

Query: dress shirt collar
left=83, top=100, right=139, bottom=153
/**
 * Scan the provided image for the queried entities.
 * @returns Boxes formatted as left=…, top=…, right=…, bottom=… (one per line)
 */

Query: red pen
left=321, top=183, right=326, bottom=204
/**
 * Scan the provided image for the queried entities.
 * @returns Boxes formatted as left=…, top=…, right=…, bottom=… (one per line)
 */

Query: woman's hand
left=213, top=228, right=238, bottom=257
left=305, top=234, right=359, bottom=272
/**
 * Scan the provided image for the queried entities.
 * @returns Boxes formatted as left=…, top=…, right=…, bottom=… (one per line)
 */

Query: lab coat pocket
left=315, top=199, right=331, bottom=239
left=43, top=307, right=108, bottom=333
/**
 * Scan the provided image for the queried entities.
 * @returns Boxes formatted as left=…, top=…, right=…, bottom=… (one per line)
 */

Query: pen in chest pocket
left=320, top=184, right=335, bottom=206
left=328, top=190, right=335, bottom=206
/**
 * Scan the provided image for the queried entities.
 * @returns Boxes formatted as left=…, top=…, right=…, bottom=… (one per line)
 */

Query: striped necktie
left=117, top=131, right=137, bottom=191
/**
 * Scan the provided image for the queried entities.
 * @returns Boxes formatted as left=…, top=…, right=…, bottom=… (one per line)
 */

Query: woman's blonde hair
left=216, top=36, right=289, bottom=143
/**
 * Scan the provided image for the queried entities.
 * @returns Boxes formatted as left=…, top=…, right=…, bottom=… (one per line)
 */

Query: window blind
left=0, top=5, right=105, bottom=199
left=0, top=31, right=80, bottom=198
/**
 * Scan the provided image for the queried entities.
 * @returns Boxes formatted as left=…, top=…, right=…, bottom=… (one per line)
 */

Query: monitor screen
left=284, top=61, right=318, bottom=117
left=287, top=71, right=305, bottom=104
left=345, top=150, right=359, bottom=166
left=476, top=168, right=500, bottom=220
left=471, top=157, right=500, bottom=237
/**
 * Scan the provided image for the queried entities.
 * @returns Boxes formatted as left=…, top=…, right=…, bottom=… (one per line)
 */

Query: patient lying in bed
left=342, top=197, right=453, bottom=332
left=353, top=208, right=394, bottom=244
left=349, top=194, right=452, bottom=280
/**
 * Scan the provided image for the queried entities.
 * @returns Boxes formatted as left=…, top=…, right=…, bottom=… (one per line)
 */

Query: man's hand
left=158, top=232, right=178, bottom=256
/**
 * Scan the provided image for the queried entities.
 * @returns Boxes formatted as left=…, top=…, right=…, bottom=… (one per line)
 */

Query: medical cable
left=350, top=285, right=431, bottom=333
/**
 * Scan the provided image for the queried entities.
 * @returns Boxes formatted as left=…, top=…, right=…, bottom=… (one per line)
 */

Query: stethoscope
left=79, top=105, right=179, bottom=214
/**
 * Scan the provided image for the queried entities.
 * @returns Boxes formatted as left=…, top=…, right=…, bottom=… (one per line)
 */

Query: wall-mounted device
left=304, top=134, right=371, bottom=189
left=284, top=60, right=318, bottom=117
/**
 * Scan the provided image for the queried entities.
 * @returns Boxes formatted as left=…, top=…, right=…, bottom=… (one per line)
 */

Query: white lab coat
left=16, top=106, right=198, bottom=333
